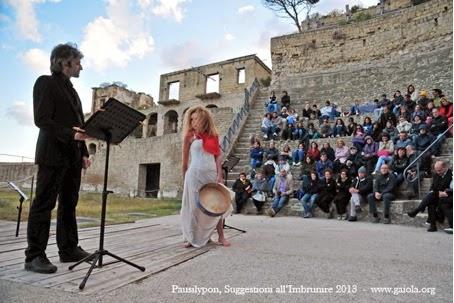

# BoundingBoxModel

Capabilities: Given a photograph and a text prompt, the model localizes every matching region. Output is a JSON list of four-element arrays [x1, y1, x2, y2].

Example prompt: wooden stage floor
[[0, 219, 242, 295]]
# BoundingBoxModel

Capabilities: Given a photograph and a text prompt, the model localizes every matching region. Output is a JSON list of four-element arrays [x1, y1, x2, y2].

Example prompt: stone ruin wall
[[271, 0, 453, 108], [81, 107, 235, 198]]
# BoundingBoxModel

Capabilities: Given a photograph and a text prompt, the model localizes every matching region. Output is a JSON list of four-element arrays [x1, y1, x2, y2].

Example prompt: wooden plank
[[0, 219, 243, 294]]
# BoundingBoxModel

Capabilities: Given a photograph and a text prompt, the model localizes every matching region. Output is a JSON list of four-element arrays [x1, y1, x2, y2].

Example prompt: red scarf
[[196, 133, 221, 156]]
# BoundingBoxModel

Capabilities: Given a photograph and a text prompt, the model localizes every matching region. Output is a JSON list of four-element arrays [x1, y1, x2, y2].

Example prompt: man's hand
[[375, 192, 382, 200], [73, 127, 91, 141], [82, 156, 91, 169], [439, 191, 448, 198]]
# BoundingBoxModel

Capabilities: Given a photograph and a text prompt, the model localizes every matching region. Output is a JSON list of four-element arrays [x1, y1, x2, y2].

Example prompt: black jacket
[[430, 169, 452, 194], [33, 73, 88, 166], [430, 116, 448, 136], [373, 173, 396, 194], [390, 156, 409, 174], [351, 176, 373, 197]]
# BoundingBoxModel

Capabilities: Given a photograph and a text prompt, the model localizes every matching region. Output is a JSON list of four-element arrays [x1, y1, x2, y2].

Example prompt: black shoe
[[355, 205, 362, 214], [427, 225, 438, 232], [348, 216, 357, 222], [407, 209, 418, 218], [25, 256, 57, 274], [59, 246, 92, 263]]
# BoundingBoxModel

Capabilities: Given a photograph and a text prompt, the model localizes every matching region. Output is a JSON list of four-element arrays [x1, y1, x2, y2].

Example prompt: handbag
[[252, 191, 266, 202]]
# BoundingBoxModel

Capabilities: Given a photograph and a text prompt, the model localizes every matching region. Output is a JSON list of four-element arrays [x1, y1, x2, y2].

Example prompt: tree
[[262, 0, 320, 33]]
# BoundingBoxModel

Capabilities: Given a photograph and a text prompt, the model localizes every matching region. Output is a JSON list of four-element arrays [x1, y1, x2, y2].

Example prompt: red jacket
[[439, 103, 453, 118]]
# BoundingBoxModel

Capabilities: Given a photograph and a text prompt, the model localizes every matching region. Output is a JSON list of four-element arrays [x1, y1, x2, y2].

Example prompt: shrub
[[260, 76, 271, 87]]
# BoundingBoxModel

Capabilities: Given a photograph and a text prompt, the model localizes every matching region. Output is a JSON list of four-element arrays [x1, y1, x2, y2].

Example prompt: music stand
[[7, 182, 29, 237], [222, 155, 246, 234], [68, 98, 146, 290]]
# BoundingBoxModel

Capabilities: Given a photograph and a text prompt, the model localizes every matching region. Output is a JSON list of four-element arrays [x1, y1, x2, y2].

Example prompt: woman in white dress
[[181, 106, 231, 248]]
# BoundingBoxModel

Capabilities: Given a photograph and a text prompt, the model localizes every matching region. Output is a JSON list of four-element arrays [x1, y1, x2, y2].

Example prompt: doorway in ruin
[[138, 163, 160, 198], [163, 110, 178, 134]]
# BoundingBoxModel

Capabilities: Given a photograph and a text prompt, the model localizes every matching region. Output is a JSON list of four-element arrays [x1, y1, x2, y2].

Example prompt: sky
[[0, 0, 378, 162]]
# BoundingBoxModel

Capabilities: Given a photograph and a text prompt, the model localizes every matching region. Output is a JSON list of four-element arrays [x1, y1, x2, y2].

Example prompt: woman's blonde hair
[[182, 106, 219, 138]]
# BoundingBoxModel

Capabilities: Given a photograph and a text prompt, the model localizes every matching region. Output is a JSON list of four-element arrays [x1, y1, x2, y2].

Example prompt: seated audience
[[351, 125, 365, 151], [306, 123, 321, 139], [315, 169, 337, 218], [281, 91, 290, 109], [333, 169, 352, 220], [346, 117, 357, 136], [316, 152, 334, 179], [367, 163, 396, 224], [263, 140, 279, 161], [362, 135, 378, 174], [250, 141, 264, 170], [320, 119, 332, 138], [333, 139, 349, 173], [348, 166, 373, 221], [292, 143, 305, 166], [374, 133, 394, 174], [267, 169, 294, 217], [300, 171, 321, 218], [390, 147, 409, 187], [307, 141, 321, 161], [394, 131, 412, 149], [261, 113, 274, 140], [396, 116, 412, 134], [232, 172, 252, 214], [251, 171, 269, 214], [332, 118, 348, 137], [345, 146, 363, 176], [409, 160, 452, 233]]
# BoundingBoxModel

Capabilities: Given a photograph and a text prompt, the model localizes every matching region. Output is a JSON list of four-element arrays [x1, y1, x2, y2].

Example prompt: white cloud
[[224, 33, 235, 41], [6, 102, 34, 127], [152, 0, 188, 22], [72, 78, 93, 114], [238, 5, 255, 15], [80, 0, 155, 72], [21, 48, 49, 74], [160, 41, 209, 70], [6, 0, 41, 42]]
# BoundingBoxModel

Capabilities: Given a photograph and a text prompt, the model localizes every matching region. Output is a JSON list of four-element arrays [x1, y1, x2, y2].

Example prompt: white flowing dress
[[180, 138, 232, 247]]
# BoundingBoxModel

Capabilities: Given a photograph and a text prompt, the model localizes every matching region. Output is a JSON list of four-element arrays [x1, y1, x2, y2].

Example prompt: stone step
[[231, 197, 444, 227]]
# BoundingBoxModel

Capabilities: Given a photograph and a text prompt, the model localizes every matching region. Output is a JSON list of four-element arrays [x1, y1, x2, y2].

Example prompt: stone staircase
[[225, 89, 453, 228]]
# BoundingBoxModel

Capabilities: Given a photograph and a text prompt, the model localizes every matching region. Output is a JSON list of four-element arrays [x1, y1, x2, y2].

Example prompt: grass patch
[[0, 190, 181, 227]]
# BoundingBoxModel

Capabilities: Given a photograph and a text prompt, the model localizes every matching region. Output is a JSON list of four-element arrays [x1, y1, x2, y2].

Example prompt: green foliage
[[352, 11, 372, 22], [260, 76, 271, 87], [350, 5, 362, 14]]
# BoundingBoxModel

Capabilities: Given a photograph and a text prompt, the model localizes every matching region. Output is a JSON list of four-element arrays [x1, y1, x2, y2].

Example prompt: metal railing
[[220, 78, 260, 154], [403, 124, 453, 199]]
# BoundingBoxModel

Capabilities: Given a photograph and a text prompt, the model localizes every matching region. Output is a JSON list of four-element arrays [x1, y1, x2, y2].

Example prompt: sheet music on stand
[[83, 98, 146, 144]]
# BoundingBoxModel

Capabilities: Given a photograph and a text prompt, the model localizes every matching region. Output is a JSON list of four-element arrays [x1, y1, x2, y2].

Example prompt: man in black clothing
[[281, 91, 290, 109], [25, 43, 93, 274], [367, 163, 396, 224], [379, 106, 397, 129], [425, 161, 452, 233], [232, 172, 252, 214], [429, 108, 448, 156], [348, 166, 373, 221]]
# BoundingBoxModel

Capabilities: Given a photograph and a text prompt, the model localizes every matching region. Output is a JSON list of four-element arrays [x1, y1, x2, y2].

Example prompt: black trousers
[[25, 164, 82, 262], [427, 192, 453, 228], [235, 192, 250, 213]]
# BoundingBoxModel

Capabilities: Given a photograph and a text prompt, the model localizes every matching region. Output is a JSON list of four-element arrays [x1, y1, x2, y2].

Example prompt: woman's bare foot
[[218, 237, 231, 247], [183, 242, 192, 248]]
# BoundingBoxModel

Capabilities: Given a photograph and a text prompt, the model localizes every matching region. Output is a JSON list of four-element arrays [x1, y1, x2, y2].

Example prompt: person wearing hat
[[417, 90, 430, 110], [374, 132, 394, 174], [361, 135, 378, 174], [267, 168, 294, 217], [345, 145, 363, 176], [348, 166, 373, 221]]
